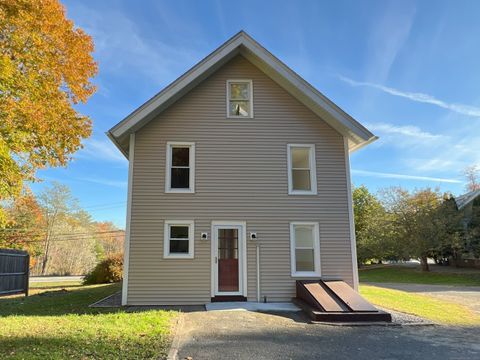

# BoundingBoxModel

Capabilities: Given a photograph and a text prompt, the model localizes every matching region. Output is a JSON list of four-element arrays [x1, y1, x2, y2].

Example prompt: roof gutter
[[349, 135, 379, 154]]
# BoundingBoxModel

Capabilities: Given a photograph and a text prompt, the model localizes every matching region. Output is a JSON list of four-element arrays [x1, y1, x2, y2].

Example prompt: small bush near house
[[83, 253, 123, 284]]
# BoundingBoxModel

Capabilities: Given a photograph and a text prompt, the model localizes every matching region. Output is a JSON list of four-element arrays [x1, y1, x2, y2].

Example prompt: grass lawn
[[359, 266, 480, 286], [0, 283, 177, 360], [360, 284, 480, 326]]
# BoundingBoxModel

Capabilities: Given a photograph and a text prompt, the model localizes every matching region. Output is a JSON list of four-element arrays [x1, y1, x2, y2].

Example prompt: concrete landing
[[205, 301, 301, 312]]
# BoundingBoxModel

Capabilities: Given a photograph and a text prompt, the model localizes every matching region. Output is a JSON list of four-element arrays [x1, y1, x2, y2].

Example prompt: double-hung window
[[166, 142, 195, 193], [290, 222, 320, 277], [164, 220, 194, 259], [227, 80, 253, 118], [287, 144, 317, 195]]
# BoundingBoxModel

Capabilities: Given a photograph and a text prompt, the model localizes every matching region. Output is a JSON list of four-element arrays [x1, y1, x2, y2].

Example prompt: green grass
[[360, 284, 480, 326], [0, 283, 177, 359], [359, 266, 480, 286]]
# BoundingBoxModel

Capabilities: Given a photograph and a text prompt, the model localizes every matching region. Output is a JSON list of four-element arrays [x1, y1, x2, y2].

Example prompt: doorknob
[[215, 256, 218, 264]]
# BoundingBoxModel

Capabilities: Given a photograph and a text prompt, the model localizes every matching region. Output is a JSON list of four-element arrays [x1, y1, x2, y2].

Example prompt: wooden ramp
[[295, 280, 391, 322]]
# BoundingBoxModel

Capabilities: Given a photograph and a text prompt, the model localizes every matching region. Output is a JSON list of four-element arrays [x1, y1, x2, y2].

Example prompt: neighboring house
[[108, 31, 376, 306], [455, 189, 480, 222], [454, 189, 480, 268]]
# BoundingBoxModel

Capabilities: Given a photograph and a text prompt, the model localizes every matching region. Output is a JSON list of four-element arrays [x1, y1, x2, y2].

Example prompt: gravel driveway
[[175, 310, 480, 360]]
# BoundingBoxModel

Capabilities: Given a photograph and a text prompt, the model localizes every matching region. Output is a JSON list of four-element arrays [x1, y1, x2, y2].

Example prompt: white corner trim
[[344, 137, 359, 290], [165, 142, 195, 194], [287, 144, 317, 195], [226, 79, 254, 118], [163, 220, 195, 259], [289, 222, 321, 277], [122, 133, 135, 306]]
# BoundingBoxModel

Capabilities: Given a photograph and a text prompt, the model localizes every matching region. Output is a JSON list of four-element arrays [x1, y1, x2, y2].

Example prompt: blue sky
[[32, 0, 480, 227]]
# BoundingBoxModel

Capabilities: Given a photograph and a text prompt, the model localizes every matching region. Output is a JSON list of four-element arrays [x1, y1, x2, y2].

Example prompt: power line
[[22, 234, 125, 244], [0, 229, 125, 236]]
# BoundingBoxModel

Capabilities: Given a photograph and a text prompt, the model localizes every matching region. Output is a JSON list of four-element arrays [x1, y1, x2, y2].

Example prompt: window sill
[[291, 272, 322, 278], [163, 254, 194, 259], [226, 115, 254, 119], [288, 191, 317, 196], [165, 189, 195, 194]]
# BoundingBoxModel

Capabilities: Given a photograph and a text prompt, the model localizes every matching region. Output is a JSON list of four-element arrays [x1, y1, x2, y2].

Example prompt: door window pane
[[218, 229, 238, 259], [296, 249, 314, 271]]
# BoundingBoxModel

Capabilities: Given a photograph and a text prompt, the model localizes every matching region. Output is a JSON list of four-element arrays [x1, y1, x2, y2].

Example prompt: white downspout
[[256, 242, 260, 302]]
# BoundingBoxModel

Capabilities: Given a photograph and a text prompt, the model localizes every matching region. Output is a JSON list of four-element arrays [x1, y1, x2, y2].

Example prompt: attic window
[[227, 80, 253, 118]]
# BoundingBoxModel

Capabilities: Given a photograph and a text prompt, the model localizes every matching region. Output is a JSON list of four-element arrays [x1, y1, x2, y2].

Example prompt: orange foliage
[[0, 0, 97, 198], [0, 189, 45, 256]]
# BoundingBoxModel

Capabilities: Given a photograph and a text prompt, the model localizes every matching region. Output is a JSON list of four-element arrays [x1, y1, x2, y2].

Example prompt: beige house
[[108, 31, 376, 306]]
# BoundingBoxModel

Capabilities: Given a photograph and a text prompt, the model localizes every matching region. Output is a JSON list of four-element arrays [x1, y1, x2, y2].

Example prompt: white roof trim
[[455, 189, 480, 210], [108, 31, 376, 157]]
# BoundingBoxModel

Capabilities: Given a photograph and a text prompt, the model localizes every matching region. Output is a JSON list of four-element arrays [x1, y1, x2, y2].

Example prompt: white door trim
[[211, 221, 247, 297]]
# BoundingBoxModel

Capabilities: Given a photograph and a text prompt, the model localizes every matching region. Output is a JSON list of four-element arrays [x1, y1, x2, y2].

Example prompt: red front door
[[217, 228, 239, 293]]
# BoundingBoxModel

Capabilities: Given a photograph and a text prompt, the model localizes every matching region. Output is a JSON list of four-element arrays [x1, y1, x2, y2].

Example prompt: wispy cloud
[[77, 176, 127, 189], [77, 138, 127, 164], [68, 3, 202, 86], [340, 75, 480, 117], [366, 2, 416, 83], [366, 122, 444, 140], [352, 169, 462, 184]]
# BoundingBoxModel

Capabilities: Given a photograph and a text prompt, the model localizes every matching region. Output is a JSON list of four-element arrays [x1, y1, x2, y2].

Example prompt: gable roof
[[107, 31, 377, 157], [455, 189, 480, 210]]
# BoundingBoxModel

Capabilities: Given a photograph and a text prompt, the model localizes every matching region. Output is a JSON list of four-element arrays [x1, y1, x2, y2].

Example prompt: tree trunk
[[420, 255, 429, 271], [41, 235, 50, 276]]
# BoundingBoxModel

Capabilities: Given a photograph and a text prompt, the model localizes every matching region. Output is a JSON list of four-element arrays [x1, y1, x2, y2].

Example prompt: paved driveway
[[365, 282, 480, 314], [176, 310, 480, 360]]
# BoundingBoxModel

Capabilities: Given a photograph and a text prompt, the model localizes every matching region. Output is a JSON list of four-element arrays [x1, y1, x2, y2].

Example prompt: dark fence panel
[[0, 249, 30, 296]]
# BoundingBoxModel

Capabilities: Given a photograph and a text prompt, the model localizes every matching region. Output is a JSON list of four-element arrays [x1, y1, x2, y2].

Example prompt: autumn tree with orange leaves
[[0, 190, 45, 267], [0, 0, 97, 208]]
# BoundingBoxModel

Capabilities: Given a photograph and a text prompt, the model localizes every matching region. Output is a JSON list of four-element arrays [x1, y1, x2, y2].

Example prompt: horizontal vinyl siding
[[127, 55, 353, 304]]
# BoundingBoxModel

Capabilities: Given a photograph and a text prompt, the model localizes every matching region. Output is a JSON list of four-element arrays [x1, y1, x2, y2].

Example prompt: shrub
[[83, 253, 123, 284]]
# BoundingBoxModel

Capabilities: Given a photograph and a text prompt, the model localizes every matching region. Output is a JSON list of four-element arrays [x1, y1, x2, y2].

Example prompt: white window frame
[[290, 222, 321, 277], [226, 79, 253, 118], [165, 142, 195, 193], [163, 220, 195, 259], [287, 144, 317, 195]]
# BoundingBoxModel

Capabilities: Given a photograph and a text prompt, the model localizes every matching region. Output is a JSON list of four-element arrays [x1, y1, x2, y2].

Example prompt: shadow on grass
[[0, 283, 122, 317], [30, 284, 85, 290]]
